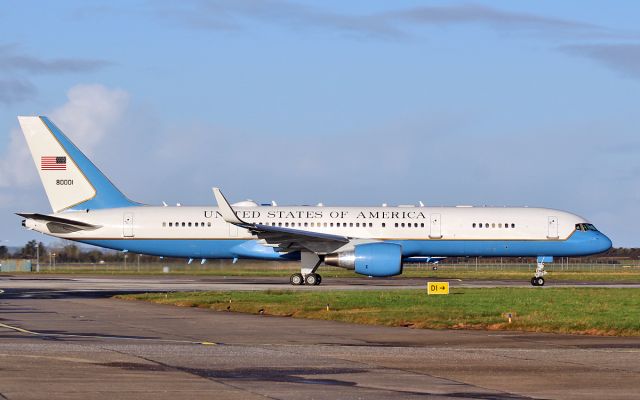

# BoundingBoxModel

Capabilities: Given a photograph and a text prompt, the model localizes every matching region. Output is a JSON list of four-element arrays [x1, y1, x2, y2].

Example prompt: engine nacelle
[[324, 243, 403, 277]]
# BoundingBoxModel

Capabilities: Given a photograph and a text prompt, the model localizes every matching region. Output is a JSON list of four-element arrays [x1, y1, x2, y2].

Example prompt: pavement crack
[[256, 343, 540, 399], [102, 347, 282, 400]]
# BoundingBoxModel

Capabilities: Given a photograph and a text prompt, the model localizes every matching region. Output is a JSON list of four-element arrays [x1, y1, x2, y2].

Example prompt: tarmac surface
[[1, 274, 639, 399]]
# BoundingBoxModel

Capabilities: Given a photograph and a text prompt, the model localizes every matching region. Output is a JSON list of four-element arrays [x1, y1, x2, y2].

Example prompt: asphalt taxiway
[[1, 275, 639, 399]]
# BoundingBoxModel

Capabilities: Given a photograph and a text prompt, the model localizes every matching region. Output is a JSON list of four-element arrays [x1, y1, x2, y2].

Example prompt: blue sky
[[0, 1, 639, 247]]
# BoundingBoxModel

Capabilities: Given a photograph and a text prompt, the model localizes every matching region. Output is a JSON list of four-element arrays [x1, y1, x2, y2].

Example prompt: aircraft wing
[[213, 188, 349, 253]]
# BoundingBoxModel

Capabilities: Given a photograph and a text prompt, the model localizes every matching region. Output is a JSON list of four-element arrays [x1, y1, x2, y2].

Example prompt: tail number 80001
[[56, 179, 73, 185]]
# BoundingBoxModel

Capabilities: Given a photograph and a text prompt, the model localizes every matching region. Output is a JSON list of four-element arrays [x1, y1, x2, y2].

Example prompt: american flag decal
[[41, 156, 67, 170]]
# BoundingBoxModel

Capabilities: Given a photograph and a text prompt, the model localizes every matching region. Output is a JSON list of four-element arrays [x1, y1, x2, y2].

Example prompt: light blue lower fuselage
[[81, 230, 611, 261]]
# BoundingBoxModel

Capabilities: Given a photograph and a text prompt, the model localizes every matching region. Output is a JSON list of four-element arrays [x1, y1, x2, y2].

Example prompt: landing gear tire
[[305, 273, 320, 286], [531, 277, 545, 286], [316, 274, 322, 285], [290, 273, 304, 285]]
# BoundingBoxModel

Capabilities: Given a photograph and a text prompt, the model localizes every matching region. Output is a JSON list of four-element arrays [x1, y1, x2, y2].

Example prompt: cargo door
[[123, 213, 134, 237], [429, 213, 442, 239], [547, 216, 558, 239]]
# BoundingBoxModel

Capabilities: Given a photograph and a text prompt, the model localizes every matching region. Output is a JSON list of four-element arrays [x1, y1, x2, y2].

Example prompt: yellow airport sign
[[427, 281, 449, 295]]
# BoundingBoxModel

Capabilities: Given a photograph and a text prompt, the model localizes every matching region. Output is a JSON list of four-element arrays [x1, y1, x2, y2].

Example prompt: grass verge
[[116, 288, 640, 336]]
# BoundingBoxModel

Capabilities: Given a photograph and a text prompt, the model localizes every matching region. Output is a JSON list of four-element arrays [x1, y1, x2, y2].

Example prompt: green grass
[[117, 288, 640, 336]]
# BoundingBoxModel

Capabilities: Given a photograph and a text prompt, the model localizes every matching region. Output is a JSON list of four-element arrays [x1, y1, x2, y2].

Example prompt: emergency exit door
[[123, 213, 134, 237], [547, 216, 558, 239], [429, 213, 442, 239]]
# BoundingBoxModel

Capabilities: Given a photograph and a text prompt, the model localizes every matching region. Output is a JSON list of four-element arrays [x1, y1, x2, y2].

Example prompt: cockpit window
[[576, 223, 598, 232]]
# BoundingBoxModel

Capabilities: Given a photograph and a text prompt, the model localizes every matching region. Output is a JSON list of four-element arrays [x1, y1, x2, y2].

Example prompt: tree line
[[0, 240, 160, 263]]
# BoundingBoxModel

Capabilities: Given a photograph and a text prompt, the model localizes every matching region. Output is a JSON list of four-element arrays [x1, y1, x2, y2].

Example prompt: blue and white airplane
[[17, 116, 612, 286]]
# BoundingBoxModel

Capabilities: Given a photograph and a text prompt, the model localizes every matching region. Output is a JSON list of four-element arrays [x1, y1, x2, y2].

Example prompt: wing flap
[[212, 188, 349, 253]]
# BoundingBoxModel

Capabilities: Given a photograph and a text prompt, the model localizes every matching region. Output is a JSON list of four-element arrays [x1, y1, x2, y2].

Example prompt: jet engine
[[324, 243, 403, 277]]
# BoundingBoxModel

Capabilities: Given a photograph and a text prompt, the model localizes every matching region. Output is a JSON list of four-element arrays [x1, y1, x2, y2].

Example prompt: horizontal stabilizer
[[17, 213, 101, 230]]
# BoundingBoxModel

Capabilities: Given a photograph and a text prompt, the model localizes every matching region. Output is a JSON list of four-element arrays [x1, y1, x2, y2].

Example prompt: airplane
[[17, 116, 612, 286]]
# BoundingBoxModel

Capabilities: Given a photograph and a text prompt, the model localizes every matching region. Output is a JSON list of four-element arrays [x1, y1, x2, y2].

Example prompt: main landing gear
[[290, 252, 323, 286], [290, 272, 322, 286], [531, 260, 547, 287]]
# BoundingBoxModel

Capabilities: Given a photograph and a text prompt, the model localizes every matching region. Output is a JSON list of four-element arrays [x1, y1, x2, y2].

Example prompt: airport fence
[[0, 259, 32, 272], [408, 257, 640, 273]]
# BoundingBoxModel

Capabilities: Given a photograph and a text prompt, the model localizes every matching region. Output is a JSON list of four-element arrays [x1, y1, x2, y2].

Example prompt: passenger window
[[395, 223, 398, 227], [194, 222, 198, 227], [369, 223, 373, 227], [479, 223, 482, 228], [420, 223, 424, 228], [324, 222, 328, 227], [350, 223, 353, 227], [472, 223, 476, 228], [498, 223, 502, 228], [181, 222, 185, 227], [382, 223, 386, 228], [330, 223, 334, 227], [162, 222, 166, 227], [485, 223, 489, 228], [401, 223, 405, 228], [356, 223, 359, 227], [511, 223, 515, 228], [207, 222, 211, 227], [492, 223, 495, 228]]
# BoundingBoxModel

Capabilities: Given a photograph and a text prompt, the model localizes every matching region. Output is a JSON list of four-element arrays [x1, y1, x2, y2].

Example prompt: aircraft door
[[123, 213, 134, 237], [429, 213, 442, 239], [547, 216, 558, 239]]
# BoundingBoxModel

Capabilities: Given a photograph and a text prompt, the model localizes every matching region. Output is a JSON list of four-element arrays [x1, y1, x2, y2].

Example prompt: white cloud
[[0, 127, 34, 187], [49, 84, 129, 155], [0, 83, 129, 188]]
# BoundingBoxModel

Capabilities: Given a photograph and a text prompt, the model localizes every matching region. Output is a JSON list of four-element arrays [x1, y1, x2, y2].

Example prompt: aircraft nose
[[595, 232, 613, 253]]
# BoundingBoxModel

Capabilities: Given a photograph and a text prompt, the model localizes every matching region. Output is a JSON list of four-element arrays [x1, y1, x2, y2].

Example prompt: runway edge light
[[427, 281, 449, 295]]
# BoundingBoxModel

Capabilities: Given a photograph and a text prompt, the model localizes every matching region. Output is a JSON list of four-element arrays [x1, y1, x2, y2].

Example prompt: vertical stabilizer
[[18, 116, 139, 213]]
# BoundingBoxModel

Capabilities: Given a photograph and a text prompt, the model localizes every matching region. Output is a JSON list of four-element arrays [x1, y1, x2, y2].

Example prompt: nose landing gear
[[531, 259, 548, 286]]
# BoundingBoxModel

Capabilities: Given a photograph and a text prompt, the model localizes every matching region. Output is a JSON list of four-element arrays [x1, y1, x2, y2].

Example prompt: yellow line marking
[[200, 341, 217, 345], [0, 322, 40, 335]]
